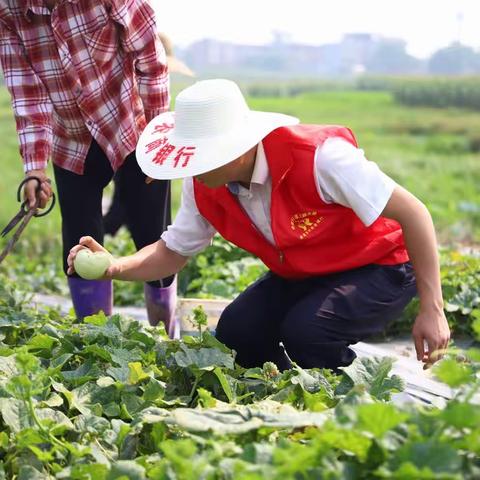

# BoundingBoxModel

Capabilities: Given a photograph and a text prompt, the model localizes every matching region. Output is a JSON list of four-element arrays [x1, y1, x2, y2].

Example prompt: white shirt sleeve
[[161, 177, 217, 256], [314, 137, 396, 227]]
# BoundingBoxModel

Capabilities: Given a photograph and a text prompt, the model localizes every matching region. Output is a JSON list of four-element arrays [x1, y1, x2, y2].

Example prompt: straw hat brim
[[167, 55, 195, 77], [136, 111, 299, 180]]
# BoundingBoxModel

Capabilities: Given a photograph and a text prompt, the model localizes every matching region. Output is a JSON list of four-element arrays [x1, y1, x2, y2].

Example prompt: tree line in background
[[243, 76, 480, 112], [390, 77, 480, 110], [368, 42, 480, 76]]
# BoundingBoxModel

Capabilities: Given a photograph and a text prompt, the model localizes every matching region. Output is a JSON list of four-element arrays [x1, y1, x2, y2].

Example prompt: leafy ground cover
[[0, 280, 480, 479]]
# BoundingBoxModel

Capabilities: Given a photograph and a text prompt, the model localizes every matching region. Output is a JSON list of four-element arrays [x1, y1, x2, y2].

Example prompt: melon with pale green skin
[[73, 248, 113, 280]]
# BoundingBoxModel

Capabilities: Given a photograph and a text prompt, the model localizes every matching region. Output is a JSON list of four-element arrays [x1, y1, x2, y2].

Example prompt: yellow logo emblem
[[291, 211, 324, 239]]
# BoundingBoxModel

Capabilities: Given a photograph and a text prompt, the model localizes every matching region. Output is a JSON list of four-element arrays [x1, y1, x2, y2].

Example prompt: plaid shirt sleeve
[[110, 0, 170, 122], [0, 23, 53, 172]]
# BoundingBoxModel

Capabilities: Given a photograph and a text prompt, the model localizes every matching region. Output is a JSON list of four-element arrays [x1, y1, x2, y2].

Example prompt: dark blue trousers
[[216, 262, 417, 370]]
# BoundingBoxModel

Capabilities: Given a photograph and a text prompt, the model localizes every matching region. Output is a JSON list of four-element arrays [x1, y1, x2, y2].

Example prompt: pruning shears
[[0, 177, 56, 265]]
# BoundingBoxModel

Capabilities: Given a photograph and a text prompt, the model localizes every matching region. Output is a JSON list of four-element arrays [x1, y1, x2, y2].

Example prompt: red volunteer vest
[[194, 125, 408, 278]]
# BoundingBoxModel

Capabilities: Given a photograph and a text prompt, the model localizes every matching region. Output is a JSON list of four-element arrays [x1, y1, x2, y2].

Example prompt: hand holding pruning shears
[[0, 176, 56, 264], [23, 169, 53, 209]]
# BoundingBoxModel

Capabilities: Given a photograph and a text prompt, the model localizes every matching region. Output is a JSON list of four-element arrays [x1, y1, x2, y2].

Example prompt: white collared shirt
[[161, 137, 396, 257]]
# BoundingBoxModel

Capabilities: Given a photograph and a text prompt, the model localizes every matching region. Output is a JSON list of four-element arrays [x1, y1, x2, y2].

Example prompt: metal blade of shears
[[1, 209, 26, 237], [0, 209, 35, 264]]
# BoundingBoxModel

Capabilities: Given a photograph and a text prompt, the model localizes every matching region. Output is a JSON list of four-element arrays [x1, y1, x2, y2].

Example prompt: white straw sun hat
[[136, 79, 299, 180]]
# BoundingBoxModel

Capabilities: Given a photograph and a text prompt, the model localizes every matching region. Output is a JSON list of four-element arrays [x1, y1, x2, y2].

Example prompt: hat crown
[[173, 79, 249, 140]]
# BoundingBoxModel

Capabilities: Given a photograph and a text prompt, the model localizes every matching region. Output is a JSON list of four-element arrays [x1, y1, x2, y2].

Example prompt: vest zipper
[[249, 222, 284, 264], [270, 168, 290, 266]]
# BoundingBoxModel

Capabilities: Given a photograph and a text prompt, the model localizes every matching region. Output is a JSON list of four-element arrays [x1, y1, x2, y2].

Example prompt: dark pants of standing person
[[216, 262, 417, 371], [53, 139, 174, 288], [103, 175, 127, 237]]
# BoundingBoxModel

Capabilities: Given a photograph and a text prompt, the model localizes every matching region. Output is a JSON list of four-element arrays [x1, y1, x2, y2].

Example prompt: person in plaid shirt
[[104, 31, 194, 237], [0, 0, 178, 335]]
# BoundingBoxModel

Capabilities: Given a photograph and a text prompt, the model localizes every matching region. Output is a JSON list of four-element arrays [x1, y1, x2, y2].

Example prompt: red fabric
[[0, 0, 169, 174], [194, 125, 409, 278]]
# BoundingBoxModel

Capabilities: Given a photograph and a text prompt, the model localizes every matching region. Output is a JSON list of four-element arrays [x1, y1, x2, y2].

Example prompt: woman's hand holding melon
[[67, 236, 117, 280]]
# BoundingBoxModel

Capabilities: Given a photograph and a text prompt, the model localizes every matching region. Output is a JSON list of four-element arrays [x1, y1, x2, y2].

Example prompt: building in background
[[179, 33, 479, 78]]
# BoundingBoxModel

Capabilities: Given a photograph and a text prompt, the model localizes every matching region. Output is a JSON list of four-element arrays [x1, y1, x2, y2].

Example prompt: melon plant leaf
[[391, 441, 463, 475], [433, 358, 473, 387], [336, 357, 404, 400], [441, 400, 480, 429], [356, 403, 409, 437], [174, 345, 235, 370], [107, 460, 146, 480], [0, 398, 32, 432]]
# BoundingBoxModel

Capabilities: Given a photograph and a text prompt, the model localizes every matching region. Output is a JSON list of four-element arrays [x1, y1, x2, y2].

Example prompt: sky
[[152, 0, 479, 59]]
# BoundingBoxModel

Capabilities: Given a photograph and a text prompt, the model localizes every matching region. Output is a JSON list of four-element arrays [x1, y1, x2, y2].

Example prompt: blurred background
[[0, 0, 479, 317], [156, 0, 479, 79]]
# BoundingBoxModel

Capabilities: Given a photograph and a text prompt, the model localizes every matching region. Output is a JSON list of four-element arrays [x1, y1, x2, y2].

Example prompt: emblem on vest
[[290, 211, 324, 239]]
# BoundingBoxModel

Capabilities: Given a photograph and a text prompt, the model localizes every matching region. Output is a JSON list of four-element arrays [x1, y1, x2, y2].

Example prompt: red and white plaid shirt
[[0, 0, 169, 174]]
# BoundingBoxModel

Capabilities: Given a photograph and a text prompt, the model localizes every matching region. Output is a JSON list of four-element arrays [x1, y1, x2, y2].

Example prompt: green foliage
[[392, 77, 480, 110], [178, 235, 267, 298], [242, 79, 354, 97], [368, 249, 480, 338], [439, 250, 480, 337], [188, 305, 208, 337], [355, 75, 397, 91], [0, 282, 478, 478]]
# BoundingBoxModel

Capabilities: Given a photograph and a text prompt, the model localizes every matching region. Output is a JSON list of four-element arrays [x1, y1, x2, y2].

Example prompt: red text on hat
[[154, 122, 174, 134]]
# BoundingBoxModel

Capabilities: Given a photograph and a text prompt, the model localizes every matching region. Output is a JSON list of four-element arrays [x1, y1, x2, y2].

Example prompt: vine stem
[[27, 396, 68, 451]]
